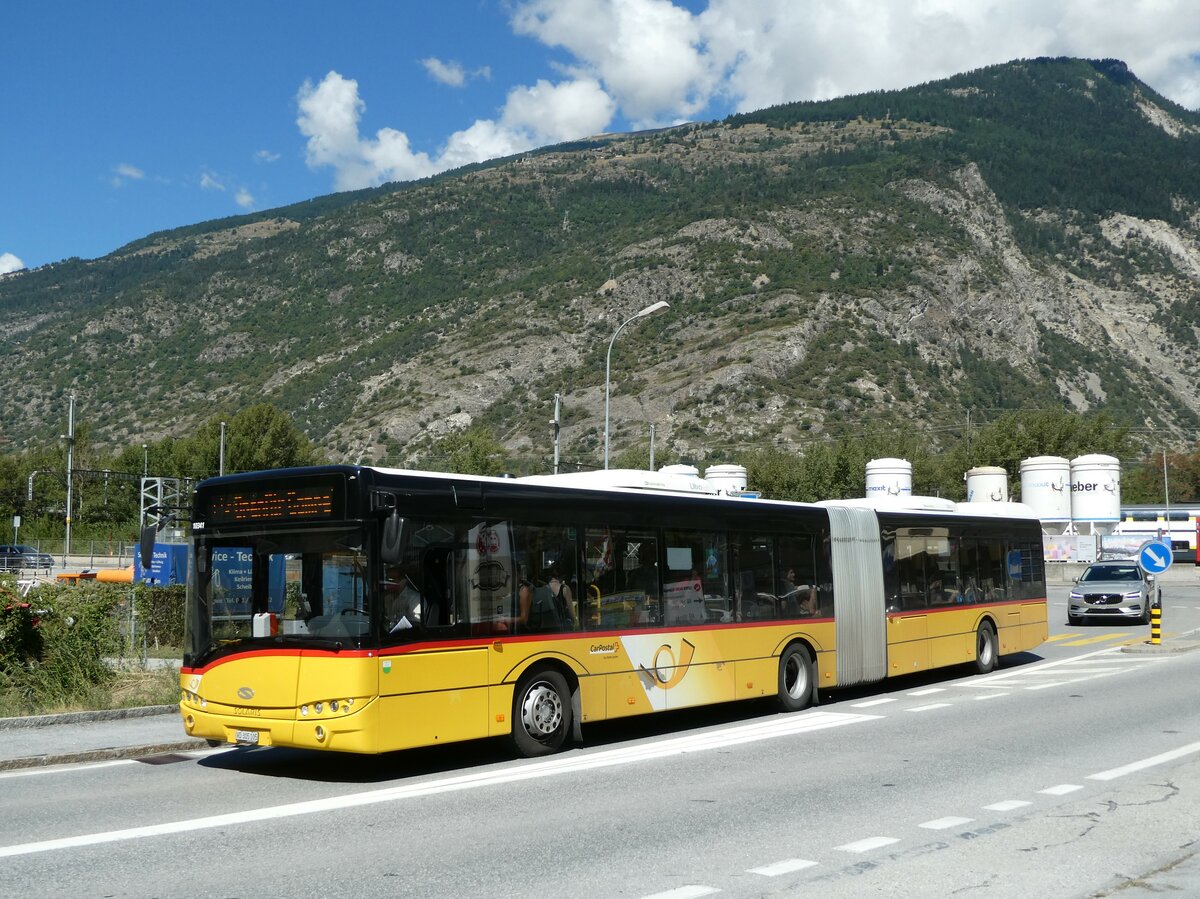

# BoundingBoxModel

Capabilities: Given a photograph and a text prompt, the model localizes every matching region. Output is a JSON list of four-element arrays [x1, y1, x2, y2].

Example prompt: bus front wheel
[[777, 644, 814, 712], [974, 622, 997, 674], [510, 669, 572, 757]]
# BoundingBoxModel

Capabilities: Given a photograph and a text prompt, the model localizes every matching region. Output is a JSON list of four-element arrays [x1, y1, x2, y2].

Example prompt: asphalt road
[[2, 583, 1199, 898]]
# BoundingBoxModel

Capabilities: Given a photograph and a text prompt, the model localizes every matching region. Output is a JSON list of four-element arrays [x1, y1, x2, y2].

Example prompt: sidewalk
[[0, 706, 207, 771]]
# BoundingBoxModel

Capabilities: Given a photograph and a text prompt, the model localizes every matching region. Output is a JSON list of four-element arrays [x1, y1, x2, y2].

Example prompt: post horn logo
[[237, 686, 255, 700], [637, 638, 696, 690]]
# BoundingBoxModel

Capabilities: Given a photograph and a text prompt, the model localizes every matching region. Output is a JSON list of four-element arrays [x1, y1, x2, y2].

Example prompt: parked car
[[0, 544, 54, 572], [1068, 560, 1153, 626]]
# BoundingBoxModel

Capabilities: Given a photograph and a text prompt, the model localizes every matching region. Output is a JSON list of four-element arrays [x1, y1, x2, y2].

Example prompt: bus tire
[[777, 643, 814, 712], [974, 621, 997, 674], [510, 669, 572, 757]]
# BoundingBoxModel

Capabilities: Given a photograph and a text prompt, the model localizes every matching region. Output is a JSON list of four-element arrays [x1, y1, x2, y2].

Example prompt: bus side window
[[585, 528, 659, 628]]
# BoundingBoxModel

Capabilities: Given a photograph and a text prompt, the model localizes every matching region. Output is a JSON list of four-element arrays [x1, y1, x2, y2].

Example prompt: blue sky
[[3, 0, 1198, 273]]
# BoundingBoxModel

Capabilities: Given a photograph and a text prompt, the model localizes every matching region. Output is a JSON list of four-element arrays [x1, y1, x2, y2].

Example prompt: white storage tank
[[965, 466, 1009, 503], [865, 458, 912, 499], [659, 464, 701, 479], [1070, 454, 1121, 535], [1019, 456, 1071, 533], [704, 463, 748, 495]]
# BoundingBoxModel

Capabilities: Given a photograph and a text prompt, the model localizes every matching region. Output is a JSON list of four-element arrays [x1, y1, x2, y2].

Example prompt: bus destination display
[[205, 485, 337, 523]]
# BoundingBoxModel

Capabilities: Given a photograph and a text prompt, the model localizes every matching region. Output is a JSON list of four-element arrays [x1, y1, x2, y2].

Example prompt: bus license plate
[[234, 730, 260, 745]]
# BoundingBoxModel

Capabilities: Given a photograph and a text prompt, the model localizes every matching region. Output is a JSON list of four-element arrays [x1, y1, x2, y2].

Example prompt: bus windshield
[[185, 526, 368, 666]]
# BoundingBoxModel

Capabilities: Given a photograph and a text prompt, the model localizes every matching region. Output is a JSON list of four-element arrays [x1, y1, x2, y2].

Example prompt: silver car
[[1068, 560, 1153, 626]]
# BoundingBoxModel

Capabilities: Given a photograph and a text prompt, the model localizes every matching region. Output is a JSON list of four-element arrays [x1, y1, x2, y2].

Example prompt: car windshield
[[1081, 565, 1142, 583], [185, 525, 368, 666]]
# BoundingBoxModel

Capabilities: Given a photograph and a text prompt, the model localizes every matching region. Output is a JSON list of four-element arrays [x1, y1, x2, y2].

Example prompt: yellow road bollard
[[1150, 591, 1161, 645]]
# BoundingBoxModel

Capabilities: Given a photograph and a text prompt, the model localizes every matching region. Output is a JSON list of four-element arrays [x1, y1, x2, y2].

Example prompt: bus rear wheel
[[510, 669, 571, 757], [974, 622, 997, 674], [777, 644, 814, 712]]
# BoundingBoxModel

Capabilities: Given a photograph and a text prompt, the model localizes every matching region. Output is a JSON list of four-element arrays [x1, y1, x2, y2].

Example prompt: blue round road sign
[[1138, 540, 1173, 574]]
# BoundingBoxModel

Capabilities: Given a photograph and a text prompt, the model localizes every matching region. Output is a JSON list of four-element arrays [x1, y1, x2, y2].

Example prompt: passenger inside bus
[[780, 567, 818, 617], [515, 567, 575, 633]]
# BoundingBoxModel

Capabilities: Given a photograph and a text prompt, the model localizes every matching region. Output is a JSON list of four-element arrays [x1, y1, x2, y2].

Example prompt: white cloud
[[0, 252, 25, 274], [298, 70, 613, 190], [422, 57, 492, 88], [255, 149, 281, 163], [513, 0, 713, 126], [235, 188, 255, 209], [510, 0, 1200, 121], [110, 162, 145, 187], [423, 57, 467, 87], [297, 71, 439, 190], [200, 171, 225, 191]]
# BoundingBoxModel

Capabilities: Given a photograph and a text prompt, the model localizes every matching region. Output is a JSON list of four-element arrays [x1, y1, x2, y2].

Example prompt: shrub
[[0, 578, 43, 672]]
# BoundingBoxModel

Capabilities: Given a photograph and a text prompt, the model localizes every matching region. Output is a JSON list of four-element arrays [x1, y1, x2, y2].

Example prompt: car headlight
[[1069, 591, 1083, 600], [1124, 591, 1143, 600]]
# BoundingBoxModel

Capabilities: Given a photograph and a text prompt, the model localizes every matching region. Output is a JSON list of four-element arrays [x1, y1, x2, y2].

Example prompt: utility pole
[[219, 421, 226, 476], [550, 394, 561, 475], [649, 425, 656, 470], [1163, 448, 1171, 540], [64, 395, 75, 560]]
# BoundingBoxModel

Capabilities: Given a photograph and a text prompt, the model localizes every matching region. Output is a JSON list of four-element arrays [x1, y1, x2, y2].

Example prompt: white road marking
[[835, 836, 899, 853], [1026, 681, 1069, 690], [919, 816, 973, 830], [0, 759, 134, 780], [906, 703, 952, 712], [973, 693, 1008, 700], [851, 698, 897, 708], [1088, 741, 1200, 781], [1039, 784, 1083, 796], [748, 858, 818, 876], [907, 688, 946, 696], [983, 800, 1031, 811], [977, 645, 1131, 682], [0, 710, 879, 859], [641, 887, 720, 899]]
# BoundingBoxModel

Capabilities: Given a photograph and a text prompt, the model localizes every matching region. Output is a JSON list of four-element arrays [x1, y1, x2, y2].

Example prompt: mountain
[[3, 56, 1200, 474]]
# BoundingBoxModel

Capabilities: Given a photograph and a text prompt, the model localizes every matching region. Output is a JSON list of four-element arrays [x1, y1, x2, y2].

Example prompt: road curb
[[0, 705, 177, 731], [0, 739, 210, 772], [1120, 640, 1200, 655]]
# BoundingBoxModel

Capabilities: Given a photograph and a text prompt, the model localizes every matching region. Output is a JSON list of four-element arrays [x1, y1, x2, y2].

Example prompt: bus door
[[378, 520, 489, 751], [887, 529, 950, 674]]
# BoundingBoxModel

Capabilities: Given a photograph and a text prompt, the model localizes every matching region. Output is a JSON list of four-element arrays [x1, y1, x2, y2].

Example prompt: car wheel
[[1067, 615, 1080, 627]]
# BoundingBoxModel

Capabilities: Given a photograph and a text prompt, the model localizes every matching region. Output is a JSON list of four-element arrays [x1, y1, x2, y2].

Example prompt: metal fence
[[9, 539, 135, 571]]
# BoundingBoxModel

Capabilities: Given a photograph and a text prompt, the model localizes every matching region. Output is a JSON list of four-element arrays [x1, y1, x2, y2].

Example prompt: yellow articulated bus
[[179, 465, 1047, 757]]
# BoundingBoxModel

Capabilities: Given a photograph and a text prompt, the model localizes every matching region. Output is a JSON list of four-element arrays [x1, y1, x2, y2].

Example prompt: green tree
[[170, 404, 320, 479], [418, 427, 510, 476]]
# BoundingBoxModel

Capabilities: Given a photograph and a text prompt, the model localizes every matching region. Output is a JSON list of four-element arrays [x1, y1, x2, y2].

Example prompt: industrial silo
[[1019, 456, 1071, 534], [965, 466, 1009, 503], [865, 458, 912, 500], [704, 464, 748, 495], [1070, 454, 1121, 535]]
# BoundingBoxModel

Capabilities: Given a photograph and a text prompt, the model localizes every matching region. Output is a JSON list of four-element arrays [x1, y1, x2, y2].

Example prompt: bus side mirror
[[139, 525, 157, 569], [381, 511, 405, 565]]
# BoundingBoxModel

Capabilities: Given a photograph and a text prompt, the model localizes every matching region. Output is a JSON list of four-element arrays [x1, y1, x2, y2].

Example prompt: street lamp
[[142, 444, 148, 479], [604, 300, 669, 469]]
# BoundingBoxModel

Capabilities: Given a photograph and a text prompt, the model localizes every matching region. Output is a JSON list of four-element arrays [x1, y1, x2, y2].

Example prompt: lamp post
[[142, 444, 148, 479], [604, 300, 669, 469]]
